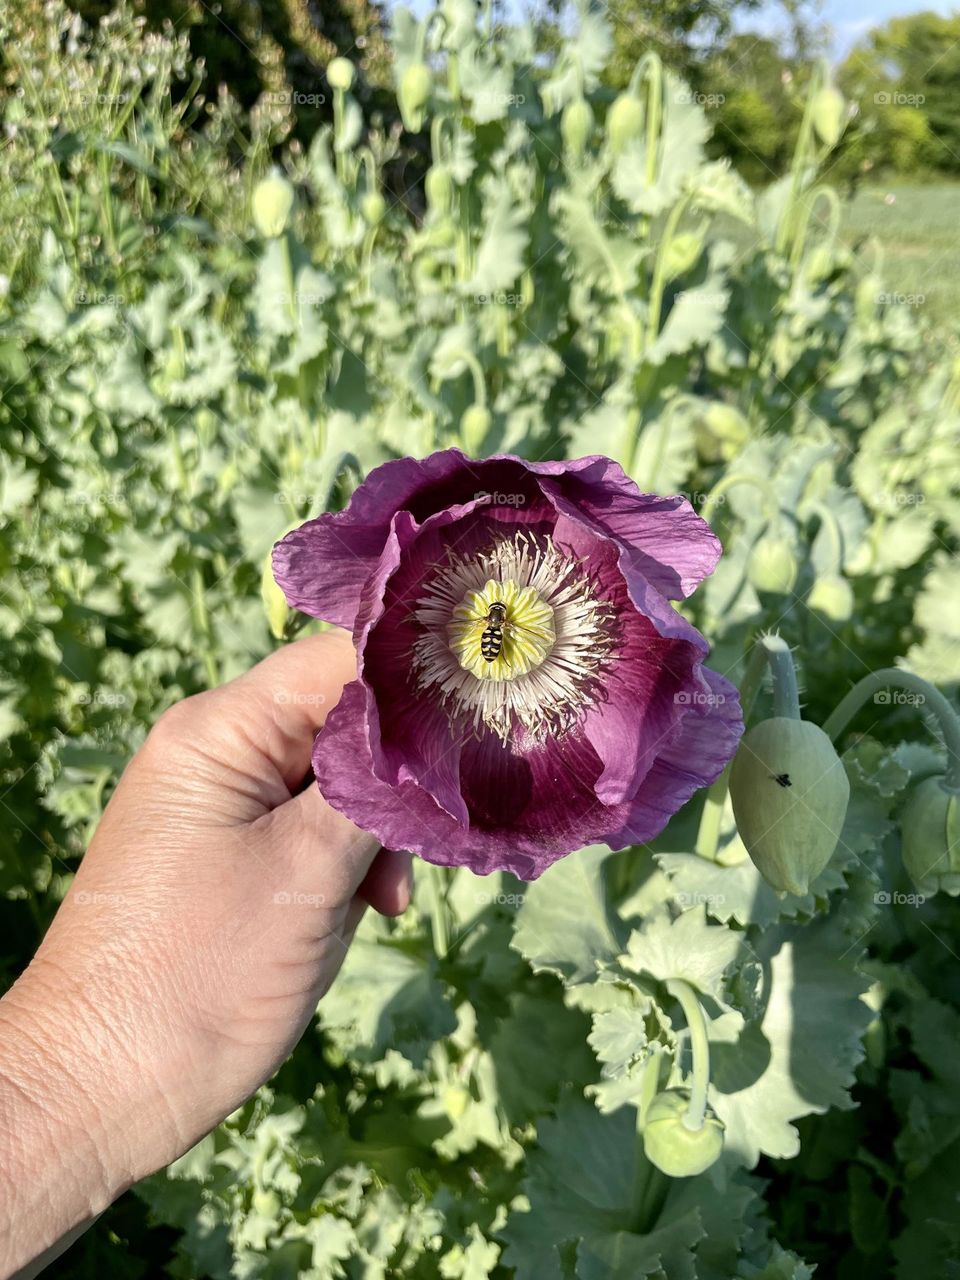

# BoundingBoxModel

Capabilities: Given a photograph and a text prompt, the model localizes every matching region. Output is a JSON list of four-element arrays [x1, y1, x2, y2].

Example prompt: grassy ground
[[715, 180, 960, 332], [842, 181, 960, 330]]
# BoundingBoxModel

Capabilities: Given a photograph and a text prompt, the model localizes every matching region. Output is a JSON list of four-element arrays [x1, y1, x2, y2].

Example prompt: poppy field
[[2, 2, 960, 1276]]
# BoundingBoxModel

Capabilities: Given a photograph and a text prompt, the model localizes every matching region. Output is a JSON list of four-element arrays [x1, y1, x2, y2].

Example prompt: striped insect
[[480, 601, 508, 662]]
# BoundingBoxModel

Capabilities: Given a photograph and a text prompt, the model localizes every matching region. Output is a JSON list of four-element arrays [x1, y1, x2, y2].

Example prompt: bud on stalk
[[730, 717, 850, 896]]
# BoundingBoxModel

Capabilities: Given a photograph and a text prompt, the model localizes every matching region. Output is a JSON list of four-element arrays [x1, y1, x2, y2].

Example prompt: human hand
[[0, 631, 410, 1274]]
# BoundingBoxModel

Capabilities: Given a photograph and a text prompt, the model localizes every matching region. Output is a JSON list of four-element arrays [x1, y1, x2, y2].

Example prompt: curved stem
[[440, 347, 486, 406], [763, 632, 801, 720], [665, 979, 709, 1130], [790, 183, 841, 271], [804, 499, 845, 572], [646, 193, 690, 344], [700, 471, 780, 527], [823, 670, 960, 793], [694, 638, 769, 861]]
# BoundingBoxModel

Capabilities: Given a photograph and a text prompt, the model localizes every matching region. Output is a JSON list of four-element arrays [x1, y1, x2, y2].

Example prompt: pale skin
[[0, 632, 412, 1278]]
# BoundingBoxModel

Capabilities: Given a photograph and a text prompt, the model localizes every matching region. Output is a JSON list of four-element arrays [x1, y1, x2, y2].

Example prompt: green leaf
[[511, 846, 629, 986], [709, 918, 872, 1167]]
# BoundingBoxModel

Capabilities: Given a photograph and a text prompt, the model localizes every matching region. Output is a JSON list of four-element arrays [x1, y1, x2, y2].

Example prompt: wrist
[[0, 956, 185, 1273]]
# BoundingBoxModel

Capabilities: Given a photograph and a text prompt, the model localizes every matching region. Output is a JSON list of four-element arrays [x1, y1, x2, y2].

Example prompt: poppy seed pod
[[643, 1090, 725, 1177], [901, 776, 960, 897], [810, 85, 846, 147], [460, 405, 491, 454], [730, 717, 850, 896], [606, 92, 643, 154], [748, 538, 798, 595], [399, 62, 432, 131], [561, 98, 593, 160], [251, 171, 294, 239], [425, 165, 454, 217], [327, 57, 355, 92]]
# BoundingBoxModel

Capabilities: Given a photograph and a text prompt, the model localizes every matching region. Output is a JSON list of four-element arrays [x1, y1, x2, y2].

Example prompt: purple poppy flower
[[273, 450, 742, 880]]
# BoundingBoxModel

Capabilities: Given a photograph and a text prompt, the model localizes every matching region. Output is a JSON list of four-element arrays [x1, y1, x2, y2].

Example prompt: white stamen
[[412, 533, 615, 742]]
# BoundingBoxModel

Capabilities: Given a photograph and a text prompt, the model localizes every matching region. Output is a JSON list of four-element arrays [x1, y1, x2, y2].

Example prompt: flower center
[[448, 578, 556, 682], [412, 533, 615, 742]]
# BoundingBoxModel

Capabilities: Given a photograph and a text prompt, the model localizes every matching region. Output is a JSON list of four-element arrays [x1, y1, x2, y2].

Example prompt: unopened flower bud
[[561, 97, 593, 160], [730, 717, 850, 896], [643, 1090, 725, 1177], [606, 92, 643, 154], [399, 62, 432, 132], [252, 171, 294, 239], [901, 776, 960, 896], [748, 538, 798, 595], [327, 57, 355, 92]]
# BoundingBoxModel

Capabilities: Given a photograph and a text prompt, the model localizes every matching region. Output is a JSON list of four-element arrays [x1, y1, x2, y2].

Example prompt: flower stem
[[823, 669, 960, 793], [426, 863, 450, 957], [700, 472, 780, 527], [763, 633, 801, 720], [694, 634, 782, 861], [665, 979, 710, 1130], [632, 1045, 665, 1230]]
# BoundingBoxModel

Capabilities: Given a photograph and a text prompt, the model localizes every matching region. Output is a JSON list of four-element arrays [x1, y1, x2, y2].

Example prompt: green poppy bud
[[662, 231, 704, 281], [901, 776, 960, 897], [261, 550, 290, 640], [443, 1084, 470, 1120], [327, 57, 355, 92], [606, 92, 643, 154], [460, 404, 491, 454], [810, 85, 846, 148], [425, 165, 454, 217], [561, 97, 593, 160], [361, 191, 386, 224], [807, 573, 854, 622], [252, 171, 294, 239], [748, 538, 798, 595], [730, 717, 850, 896], [252, 1189, 281, 1218], [643, 1090, 725, 1178], [399, 62, 432, 132]]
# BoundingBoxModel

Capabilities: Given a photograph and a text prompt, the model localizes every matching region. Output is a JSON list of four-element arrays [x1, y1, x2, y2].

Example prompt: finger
[[358, 849, 413, 917], [258, 781, 381, 906]]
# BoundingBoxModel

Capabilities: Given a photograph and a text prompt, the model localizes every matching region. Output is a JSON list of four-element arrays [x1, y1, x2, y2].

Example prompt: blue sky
[[391, 0, 957, 58], [738, 0, 955, 55]]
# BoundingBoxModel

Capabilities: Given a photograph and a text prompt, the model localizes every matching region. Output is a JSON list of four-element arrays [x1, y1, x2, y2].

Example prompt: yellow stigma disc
[[448, 578, 556, 681]]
